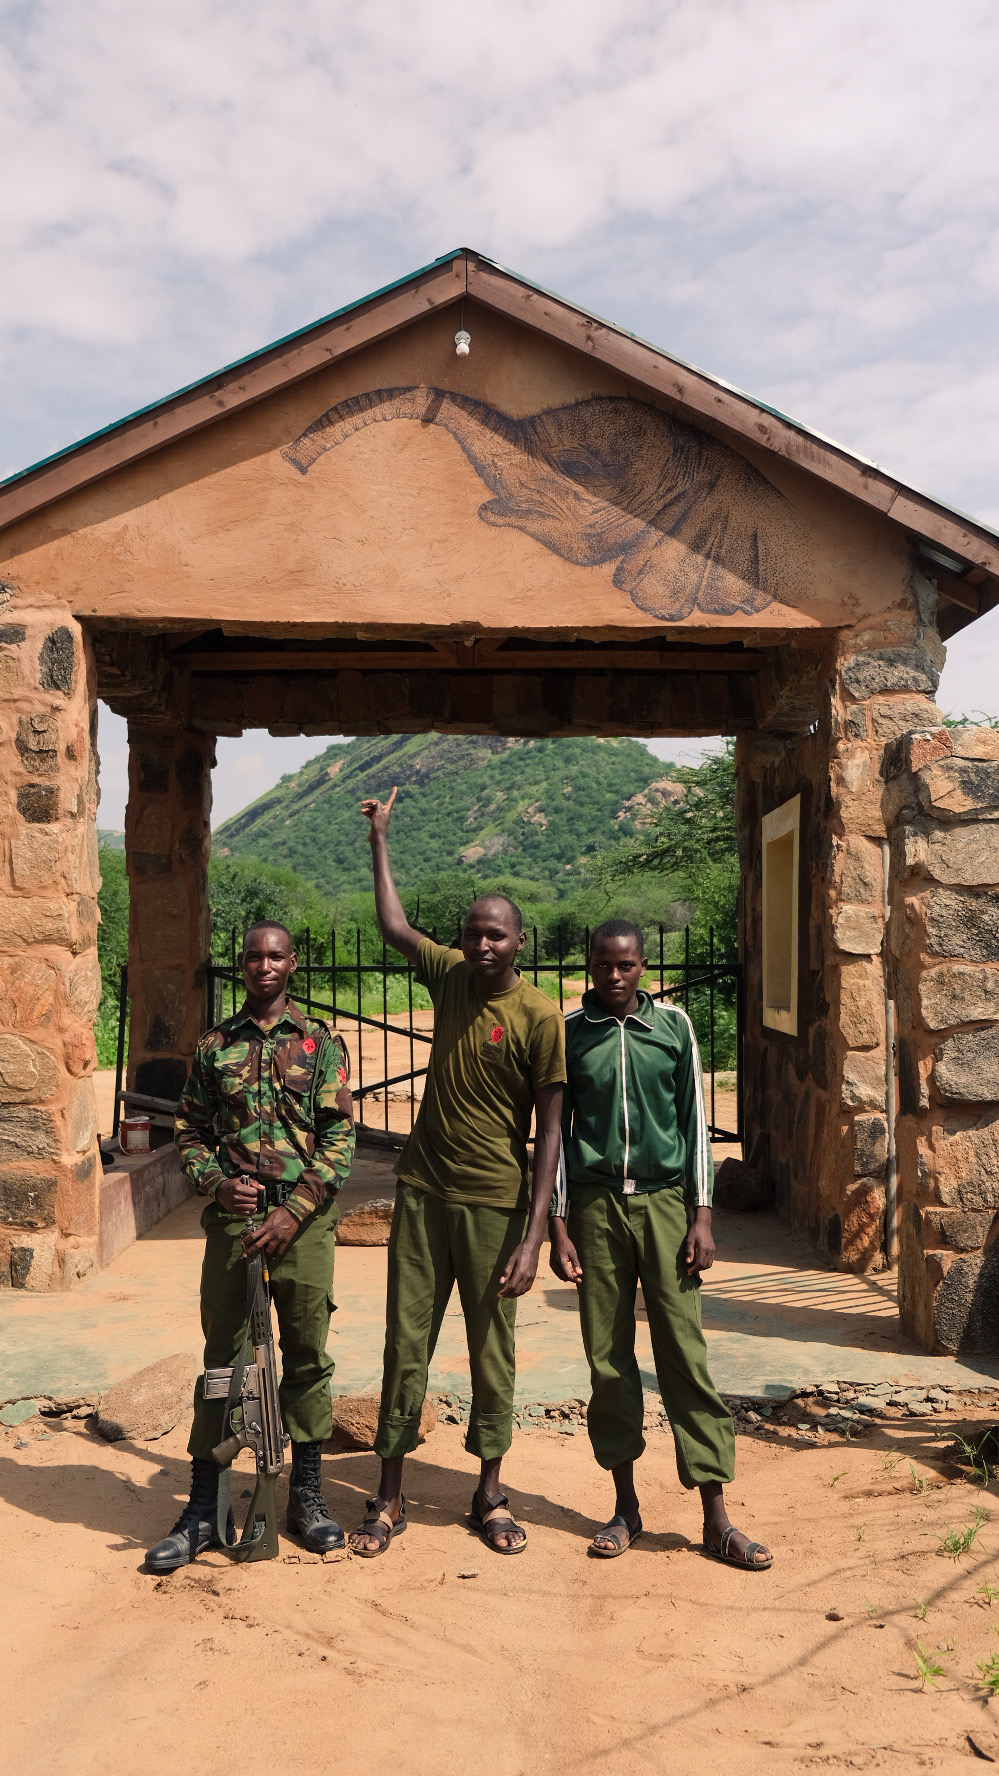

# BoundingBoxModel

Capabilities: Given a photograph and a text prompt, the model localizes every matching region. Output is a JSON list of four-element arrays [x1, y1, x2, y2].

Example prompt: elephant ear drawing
[[282, 385, 793, 623], [612, 450, 787, 620]]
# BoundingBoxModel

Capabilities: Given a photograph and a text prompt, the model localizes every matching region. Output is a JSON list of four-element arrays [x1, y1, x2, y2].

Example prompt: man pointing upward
[[351, 787, 565, 1557]]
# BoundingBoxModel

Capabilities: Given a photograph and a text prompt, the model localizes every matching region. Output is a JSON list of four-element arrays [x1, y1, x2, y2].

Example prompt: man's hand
[[243, 1206, 298, 1262], [498, 1236, 543, 1299], [216, 1176, 262, 1216], [685, 1207, 715, 1274], [548, 1219, 583, 1283], [361, 785, 397, 846]]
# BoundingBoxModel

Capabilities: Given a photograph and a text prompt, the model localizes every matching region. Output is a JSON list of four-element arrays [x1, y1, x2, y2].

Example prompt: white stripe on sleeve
[[552, 1137, 568, 1219], [673, 1008, 710, 1207]]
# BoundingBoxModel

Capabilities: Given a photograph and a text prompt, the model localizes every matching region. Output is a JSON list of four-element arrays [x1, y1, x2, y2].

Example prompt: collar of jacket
[[227, 998, 309, 1037], [579, 987, 656, 1029]]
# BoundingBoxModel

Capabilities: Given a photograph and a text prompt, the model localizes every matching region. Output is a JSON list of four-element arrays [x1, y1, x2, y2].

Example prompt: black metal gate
[[204, 924, 744, 1146]]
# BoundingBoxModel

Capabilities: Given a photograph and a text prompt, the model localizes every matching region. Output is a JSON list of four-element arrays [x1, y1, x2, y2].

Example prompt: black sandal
[[702, 1524, 771, 1570], [589, 1514, 643, 1558], [349, 1496, 407, 1558], [468, 1491, 527, 1556]]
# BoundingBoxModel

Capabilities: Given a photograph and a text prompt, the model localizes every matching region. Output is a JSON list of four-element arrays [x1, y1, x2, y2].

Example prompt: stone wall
[[125, 723, 214, 1112], [0, 600, 103, 1290], [737, 571, 944, 1274], [884, 723, 999, 1353]]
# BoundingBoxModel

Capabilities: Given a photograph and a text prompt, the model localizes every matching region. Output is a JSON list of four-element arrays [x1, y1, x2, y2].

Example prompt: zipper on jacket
[[619, 1022, 634, 1193]]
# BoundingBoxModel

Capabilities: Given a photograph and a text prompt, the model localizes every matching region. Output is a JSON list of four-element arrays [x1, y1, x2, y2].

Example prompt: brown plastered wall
[[125, 723, 214, 1116], [884, 724, 999, 1353], [0, 595, 103, 1290], [0, 303, 911, 639], [738, 567, 945, 1272]]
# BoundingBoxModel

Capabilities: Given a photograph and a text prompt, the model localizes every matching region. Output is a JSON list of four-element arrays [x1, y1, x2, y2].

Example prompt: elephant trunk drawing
[[282, 385, 794, 622]]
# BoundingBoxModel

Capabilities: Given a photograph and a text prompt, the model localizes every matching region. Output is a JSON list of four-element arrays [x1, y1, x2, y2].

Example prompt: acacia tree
[[595, 741, 738, 957]]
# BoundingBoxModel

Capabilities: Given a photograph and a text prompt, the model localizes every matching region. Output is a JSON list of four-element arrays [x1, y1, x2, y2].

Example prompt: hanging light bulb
[[454, 329, 471, 357]]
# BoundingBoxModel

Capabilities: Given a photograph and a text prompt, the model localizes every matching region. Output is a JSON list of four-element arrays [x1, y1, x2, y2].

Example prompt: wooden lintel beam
[[178, 647, 765, 674]]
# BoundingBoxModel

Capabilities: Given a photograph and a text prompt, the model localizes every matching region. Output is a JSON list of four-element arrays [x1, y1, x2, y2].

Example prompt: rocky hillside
[[213, 733, 675, 898]]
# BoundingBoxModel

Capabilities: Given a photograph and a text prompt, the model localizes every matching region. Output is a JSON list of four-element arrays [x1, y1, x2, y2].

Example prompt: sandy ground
[[5, 1409, 999, 1774]]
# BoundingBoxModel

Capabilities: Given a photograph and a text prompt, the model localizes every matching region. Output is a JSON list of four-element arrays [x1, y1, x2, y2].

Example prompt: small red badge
[[490, 1026, 503, 1044], [302, 1038, 316, 1053], [338, 1066, 347, 1084]]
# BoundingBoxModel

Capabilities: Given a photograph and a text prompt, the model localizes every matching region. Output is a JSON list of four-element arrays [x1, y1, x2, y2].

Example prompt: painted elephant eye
[[555, 448, 614, 484]]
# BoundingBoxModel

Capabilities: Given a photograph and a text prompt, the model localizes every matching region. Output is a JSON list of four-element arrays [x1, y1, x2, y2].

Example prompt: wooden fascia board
[[0, 257, 467, 534], [467, 259, 999, 581]]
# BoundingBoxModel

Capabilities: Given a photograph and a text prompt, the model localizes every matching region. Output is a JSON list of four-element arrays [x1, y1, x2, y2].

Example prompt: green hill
[[213, 733, 671, 899]]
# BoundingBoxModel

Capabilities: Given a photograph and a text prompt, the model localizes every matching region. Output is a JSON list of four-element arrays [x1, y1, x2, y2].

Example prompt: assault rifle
[[205, 1183, 285, 1561]]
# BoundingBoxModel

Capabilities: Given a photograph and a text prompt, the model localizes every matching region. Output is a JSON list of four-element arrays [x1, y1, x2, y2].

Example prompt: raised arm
[[360, 786, 422, 962]]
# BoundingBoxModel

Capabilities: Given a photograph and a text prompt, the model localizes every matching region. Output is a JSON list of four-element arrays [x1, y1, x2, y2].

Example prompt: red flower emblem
[[490, 1026, 503, 1044], [338, 1067, 347, 1084], [302, 1038, 316, 1053]]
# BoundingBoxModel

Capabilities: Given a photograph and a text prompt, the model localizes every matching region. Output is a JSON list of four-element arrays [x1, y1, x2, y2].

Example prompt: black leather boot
[[145, 1458, 234, 1574], [287, 1440, 345, 1553]]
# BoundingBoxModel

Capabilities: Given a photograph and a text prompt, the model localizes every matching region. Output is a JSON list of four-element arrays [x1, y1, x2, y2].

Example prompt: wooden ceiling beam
[[176, 646, 766, 674]]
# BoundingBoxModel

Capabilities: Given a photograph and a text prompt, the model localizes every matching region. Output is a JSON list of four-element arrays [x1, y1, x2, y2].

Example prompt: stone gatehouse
[[0, 248, 997, 1353]]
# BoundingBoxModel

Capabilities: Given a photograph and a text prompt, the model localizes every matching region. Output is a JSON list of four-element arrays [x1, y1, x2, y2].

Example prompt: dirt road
[[4, 1409, 998, 1773]]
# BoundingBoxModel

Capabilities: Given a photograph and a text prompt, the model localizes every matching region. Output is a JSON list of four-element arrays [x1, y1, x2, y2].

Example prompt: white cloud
[[8, 0, 999, 749], [1, 0, 998, 523]]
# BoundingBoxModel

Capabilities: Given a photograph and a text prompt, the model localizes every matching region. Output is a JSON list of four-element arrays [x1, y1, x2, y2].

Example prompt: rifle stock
[[210, 1185, 285, 1562]]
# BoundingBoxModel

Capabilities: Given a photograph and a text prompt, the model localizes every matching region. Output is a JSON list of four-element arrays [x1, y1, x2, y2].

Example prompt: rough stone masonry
[[885, 721, 999, 1353], [0, 602, 103, 1291], [736, 570, 945, 1285]]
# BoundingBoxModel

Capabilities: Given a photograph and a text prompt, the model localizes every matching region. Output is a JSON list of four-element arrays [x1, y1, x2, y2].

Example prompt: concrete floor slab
[[3, 1148, 997, 1407]]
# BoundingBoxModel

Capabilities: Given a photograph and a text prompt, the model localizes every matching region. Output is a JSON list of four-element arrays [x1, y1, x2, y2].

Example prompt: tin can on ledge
[[119, 1116, 151, 1154]]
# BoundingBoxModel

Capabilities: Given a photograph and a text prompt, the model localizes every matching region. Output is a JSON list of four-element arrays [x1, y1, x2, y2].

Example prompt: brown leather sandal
[[589, 1514, 643, 1558], [349, 1496, 407, 1558], [468, 1490, 527, 1555]]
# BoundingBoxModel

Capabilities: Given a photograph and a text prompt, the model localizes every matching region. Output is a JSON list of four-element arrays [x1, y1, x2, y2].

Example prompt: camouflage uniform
[[175, 1000, 355, 1459]]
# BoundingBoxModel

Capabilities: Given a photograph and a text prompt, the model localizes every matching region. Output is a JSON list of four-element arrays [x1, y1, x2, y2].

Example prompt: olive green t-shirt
[[395, 940, 567, 1209]]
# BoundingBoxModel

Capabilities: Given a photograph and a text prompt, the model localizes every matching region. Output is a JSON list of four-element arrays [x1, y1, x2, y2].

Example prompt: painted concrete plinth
[[98, 1145, 195, 1268]]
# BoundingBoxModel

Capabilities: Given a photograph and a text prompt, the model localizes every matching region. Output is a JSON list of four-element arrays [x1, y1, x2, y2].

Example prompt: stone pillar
[[125, 724, 214, 1113], [737, 569, 945, 1273], [0, 602, 102, 1291], [884, 723, 999, 1352]]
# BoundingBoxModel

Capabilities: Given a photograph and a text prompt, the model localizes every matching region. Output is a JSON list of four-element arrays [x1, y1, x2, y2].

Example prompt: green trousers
[[569, 1182, 734, 1488], [376, 1181, 528, 1462], [188, 1195, 339, 1460]]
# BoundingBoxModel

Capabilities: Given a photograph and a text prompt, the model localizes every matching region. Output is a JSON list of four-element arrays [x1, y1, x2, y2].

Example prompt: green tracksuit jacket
[[555, 988, 712, 1213]]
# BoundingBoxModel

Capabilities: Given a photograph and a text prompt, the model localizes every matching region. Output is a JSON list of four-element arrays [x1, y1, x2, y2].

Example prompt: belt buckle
[[622, 1178, 636, 1196]]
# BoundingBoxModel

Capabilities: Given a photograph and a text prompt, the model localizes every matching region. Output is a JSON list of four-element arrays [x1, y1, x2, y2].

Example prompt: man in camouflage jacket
[[146, 919, 355, 1573]]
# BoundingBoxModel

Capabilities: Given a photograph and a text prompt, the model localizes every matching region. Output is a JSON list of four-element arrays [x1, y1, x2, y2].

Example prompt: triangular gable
[[0, 247, 994, 624]]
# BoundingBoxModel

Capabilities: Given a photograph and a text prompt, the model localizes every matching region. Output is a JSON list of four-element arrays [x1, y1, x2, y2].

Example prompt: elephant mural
[[282, 386, 795, 622]]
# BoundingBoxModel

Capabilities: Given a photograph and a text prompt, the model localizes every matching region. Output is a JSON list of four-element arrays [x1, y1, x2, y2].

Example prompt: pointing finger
[[385, 785, 398, 812]]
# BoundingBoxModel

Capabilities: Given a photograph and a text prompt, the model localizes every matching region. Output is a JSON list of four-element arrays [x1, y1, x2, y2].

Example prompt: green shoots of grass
[[882, 1449, 905, 1474], [909, 1462, 929, 1497], [951, 1429, 992, 1486], [977, 1631, 999, 1697], [913, 1600, 930, 1621], [976, 1577, 999, 1608], [912, 1641, 951, 1690], [829, 1471, 846, 1487], [937, 1507, 990, 1561]]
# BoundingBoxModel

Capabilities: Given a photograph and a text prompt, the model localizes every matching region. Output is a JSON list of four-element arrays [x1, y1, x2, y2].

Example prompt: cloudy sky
[[3, 0, 998, 826]]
